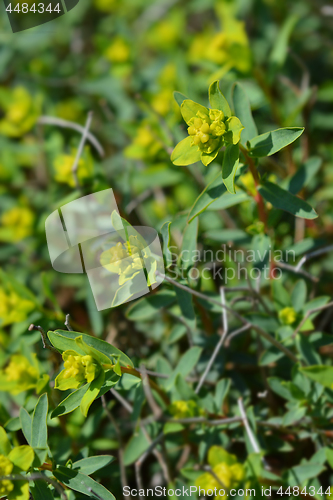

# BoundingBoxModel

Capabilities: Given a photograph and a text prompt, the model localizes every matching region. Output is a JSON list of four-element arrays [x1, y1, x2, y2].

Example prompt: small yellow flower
[[195, 446, 245, 499], [169, 400, 204, 419], [0, 454, 14, 498], [0, 354, 39, 394], [0, 288, 35, 327], [0, 206, 34, 242], [125, 123, 162, 160], [100, 236, 145, 286], [279, 307, 297, 325], [0, 87, 42, 138], [53, 148, 93, 187], [55, 350, 101, 391], [105, 37, 130, 64], [187, 109, 226, 154]]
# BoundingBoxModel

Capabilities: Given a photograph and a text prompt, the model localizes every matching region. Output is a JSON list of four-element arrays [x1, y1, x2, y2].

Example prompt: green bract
[[48, 330, 133, 416], [171, 81, 244, 167]]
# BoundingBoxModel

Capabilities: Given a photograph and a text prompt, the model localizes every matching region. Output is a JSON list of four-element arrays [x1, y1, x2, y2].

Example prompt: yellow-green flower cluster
[[169, 399, 205, 419], [195, 446, 245, 500], [56, 351, 101, 391], [0, 87, 41, 138], [125, 123, 163, 161], [0, 287, 35, 327], [0, 354, 40, 394], [0, 206, 34, 243], [278, 307, 297, 325], [0, 427, 34, 500], [53, 148, 93, 187], [187, 109, 226, 154], [100, 235, 145, 286], [0, 454, 14, 498]]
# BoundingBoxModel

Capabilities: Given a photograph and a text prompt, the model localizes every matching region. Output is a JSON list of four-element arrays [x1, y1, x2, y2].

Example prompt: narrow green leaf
[[247, 127, 304, 157], [160, 221, 173, 268], [181, 218, 198, 270], [209, 81, 231, 117], [19, 408, 32, 446], [171, 136, 201, 166], [222, 144, 240, 194], [31, 393, 48, 452], [80, 370, 105, 417], [30, 478, 54, 500], [258, 181, 317, 219], [188, 173, 227, 222], [270, 15, 298, 69], [232, 83, 258, 144], [0, 427, 11, 456], [54, 465, 115, 500], [72, 455, 114, 475], [285, 156, 322, 195], [174, 286, 196, 331], [51, 384, 90, 418]]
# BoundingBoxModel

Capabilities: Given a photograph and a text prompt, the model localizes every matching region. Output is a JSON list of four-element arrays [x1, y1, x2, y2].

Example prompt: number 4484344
[[6, 3, 61, 13], [277, 486, 331, 496]]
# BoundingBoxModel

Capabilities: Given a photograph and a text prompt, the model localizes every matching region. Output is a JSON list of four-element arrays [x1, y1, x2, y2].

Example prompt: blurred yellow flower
[[100, 237, 145, 286], [0, 454, 14, 498], [169, 400, 205, 419], [105, 37, 131, 64], [55, 99, 83, 122], [53, 148, 93, 187], [125, 123, 163, 160], [94, 0, 117, 13], [195, 446, 245, 499], [279, 307, 297, 325], [0, 87, 42, 138], [0, 206, 34, 242], [0, 354, 39, 394]]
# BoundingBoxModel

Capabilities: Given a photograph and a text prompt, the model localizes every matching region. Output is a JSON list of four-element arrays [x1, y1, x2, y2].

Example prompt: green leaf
[[300, 365, 333, 389], [181, 217, 198, 270], [290, 462, 326, 485], [123, 428, 150, 465], [160, 221, 173, 268], [80, 370, 105, 417], [31, 393, 48, 466], [208, 446, 237, 467], [222, 144, 240, 194], [171, 136, 201, 166], [54, 465, 115, 500], [208, 192, 251, 211], [51, 384, 90, 418], [247, 127, 304, 157], [258, 181, 317, 219], [225, 116, 244, 145], [181, 99, 209, 125], [291, 280, 307, 312], [174, 286, 196, 331], [48, 330, 133, 367], [188, 172, 227, 222], [166, 346, 202, 390], [270, 15, 299, 70], [8, 445, 34, 471], [201, 148, 220, 166], [214, 379, 231, 412], [209, 81, 231, 117], [0, 426, 11, 455], [126, 290, 176, 321], [285, 156, 322, 195], [326, 448, 333, 469], [174, 91, 189, 107], [19, 408, 32, 446], [30, 478, 54, 500], [72, 455, 114, 475], [232, 83, 258, 144]]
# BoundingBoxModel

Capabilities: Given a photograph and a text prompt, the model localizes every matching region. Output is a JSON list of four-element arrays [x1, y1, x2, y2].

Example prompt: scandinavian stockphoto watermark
[[3, 0, 80, 33], [45, 188, 165, 311], [168, 245, 296, 283]]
